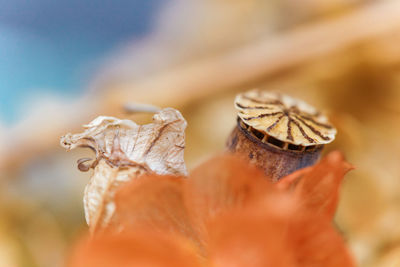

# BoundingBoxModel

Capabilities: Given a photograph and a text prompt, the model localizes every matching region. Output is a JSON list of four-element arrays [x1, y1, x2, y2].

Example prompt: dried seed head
[[235, 90, 336, 149], [228, 90, 337, 181]]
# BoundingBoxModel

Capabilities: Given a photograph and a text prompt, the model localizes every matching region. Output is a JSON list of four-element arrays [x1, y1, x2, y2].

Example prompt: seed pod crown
[[235, 90, 336, 150]]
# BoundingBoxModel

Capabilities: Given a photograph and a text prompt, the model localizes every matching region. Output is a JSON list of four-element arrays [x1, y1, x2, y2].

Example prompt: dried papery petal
[[83, 161, 146, 231], [60, 108, 187, 175], [292, 151, 354, 218], [60, 108, 188, 232], [77, 158, 93, 172], [69, 231, 202, 267]]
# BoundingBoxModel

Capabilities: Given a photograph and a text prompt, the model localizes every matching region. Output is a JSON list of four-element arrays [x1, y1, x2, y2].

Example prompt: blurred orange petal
[[208, 194, 297, 267], [79, 152, 355, 266], [185, 154, 272, 242], [292, 151, 353, 218], [276, 166, 312, 190], [186, 154, 271, 220], [287, 209, 355, 267], [69, 231, 202, 267], [113, 175, 201, 249], [208, 191, 355, 267]]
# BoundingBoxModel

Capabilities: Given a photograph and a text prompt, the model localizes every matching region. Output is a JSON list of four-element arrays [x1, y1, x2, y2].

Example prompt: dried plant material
[[60, 108, 187, 231], [70, 152, 354, 267], [82, 161, 140, 231], [61, 108, 187, 174], [226, 121, 322, 181], [235, 90, 336, 146], [228, 90, 337, 180]]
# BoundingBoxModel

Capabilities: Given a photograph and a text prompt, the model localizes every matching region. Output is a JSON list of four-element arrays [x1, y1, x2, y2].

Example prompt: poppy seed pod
[[226, 90, 336, 181]]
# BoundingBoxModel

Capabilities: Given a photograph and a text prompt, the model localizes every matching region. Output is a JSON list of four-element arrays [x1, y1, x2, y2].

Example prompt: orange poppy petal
[[69, 153, 355, 266], [208, 193, 297, 267], [208, 193, 355, 267], [276, 166, 312, 191], [185, 154, 272, 237], [287, 209, 355, 267], [68, 231, 202, 267], [293, 151, 353, 218], [113, 175, 202, 250]]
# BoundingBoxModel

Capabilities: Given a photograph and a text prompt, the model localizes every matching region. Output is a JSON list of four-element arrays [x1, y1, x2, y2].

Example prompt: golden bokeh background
[[1, 1, 400, 266]]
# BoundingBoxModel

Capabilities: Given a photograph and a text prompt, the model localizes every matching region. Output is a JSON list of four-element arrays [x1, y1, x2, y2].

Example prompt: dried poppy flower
[[60, 108, 187, 232], [227, 90, 337, 181], [68, 152, 355, 267]]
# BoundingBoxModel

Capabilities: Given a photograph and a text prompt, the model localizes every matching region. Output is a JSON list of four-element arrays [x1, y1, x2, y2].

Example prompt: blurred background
[[1, 0, 400, 266]]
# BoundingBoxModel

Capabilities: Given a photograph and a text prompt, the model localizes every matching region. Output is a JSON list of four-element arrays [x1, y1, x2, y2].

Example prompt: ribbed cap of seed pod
[[227, 90, 337, 181], [234, 90, 336, 151]]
